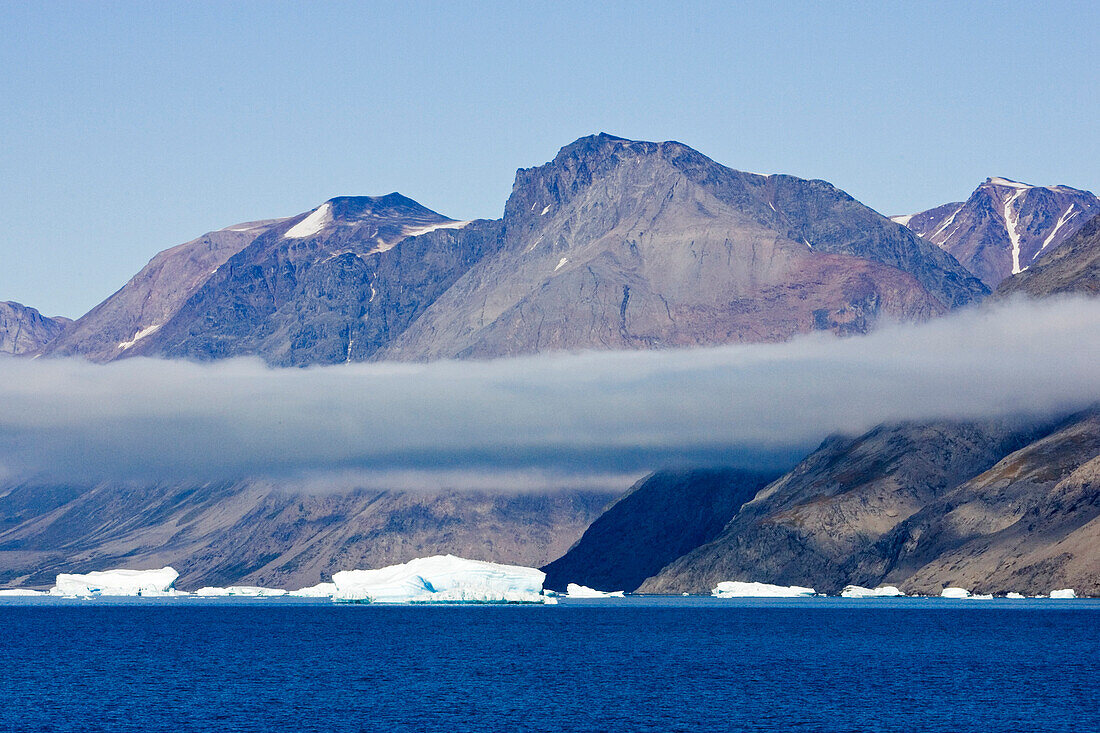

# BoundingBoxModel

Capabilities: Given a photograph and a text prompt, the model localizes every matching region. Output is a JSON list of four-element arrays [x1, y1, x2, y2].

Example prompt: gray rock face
[[0, 301, 70, 356], [381, 134, 984, 360], [995, 213, 1100, 299], [52, 134, 988, 365], [42, 218, 286, 361], [540, 468, 779, 592], [0, 481, 615, 590], [636, 418, 1058, 595], [895, 178, 1099, 289], [864, 412, 1100, 595]]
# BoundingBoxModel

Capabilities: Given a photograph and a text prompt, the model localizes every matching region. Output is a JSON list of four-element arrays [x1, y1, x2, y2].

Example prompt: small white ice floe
[[331, 555, 547, 604], [0, 588, 44, 596], [1005, 592, 1026, 599], [712, 581, 816, 598], [288, 582, 337, 598], [1049, 589, 1077, 599], [50, 567, 180, 597], [566, 583, 625, 598], [840, 585, 905, 598], [193, 586, 288, 597]]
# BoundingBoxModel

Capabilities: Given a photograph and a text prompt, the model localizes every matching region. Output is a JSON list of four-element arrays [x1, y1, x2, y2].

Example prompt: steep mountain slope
[[995, 213, 1100, 299], [863, 412, 1100, 595], [381, 134, 985, 360], [0, 481, 615, 590], [541, 468, 779, 592], [42, 218, 286, 361], [0, 301, 70, 355], [637, 418, 1053, 595], [124, 195, 496, 366], [894, 178, 1099, 288]]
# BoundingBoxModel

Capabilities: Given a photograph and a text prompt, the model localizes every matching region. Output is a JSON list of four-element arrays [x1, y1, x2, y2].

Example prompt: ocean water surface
[[1, 597, 1097, 732]]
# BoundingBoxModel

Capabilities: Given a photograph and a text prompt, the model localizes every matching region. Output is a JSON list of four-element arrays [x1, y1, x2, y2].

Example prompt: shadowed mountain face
[[380, 134, 984, 360], [0, 481, 615, 590], [540, 468, 779, 592], [636, 419, 1051, 595], [0, 301, 70, 356], [895, 178, 1099, 289], [49, 134, 986, 365], [995, 214, 1100, 299]]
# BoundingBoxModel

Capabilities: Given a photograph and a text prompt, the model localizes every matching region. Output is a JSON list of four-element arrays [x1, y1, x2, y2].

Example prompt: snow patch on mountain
[[118, 324, 162, 350], [284, 202, 333, 239]]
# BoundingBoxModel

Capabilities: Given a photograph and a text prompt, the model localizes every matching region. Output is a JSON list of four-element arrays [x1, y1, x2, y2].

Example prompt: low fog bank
[[1, 296, 1097, 488]]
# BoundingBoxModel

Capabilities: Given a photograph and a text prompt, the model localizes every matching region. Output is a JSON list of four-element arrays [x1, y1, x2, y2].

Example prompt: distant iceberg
[[840, 585, 905, 598], [940, 587, 971, 599], [50, 567, 180, 597], [566, 583, 625, 598], [712, 581, 816, 598], [289, 582, 338, 598], [1005, 592, 1026, 599], [1049, 588, 1077, 599], [193, 586, 288, 597], [332, 555, 547, 603], [0, 588, 44, 597]]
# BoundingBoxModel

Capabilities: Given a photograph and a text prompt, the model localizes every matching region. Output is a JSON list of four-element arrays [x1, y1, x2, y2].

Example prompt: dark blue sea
[[1, 597, 1097, 732]]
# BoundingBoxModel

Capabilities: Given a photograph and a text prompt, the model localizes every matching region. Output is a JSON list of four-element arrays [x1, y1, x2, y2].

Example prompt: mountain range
[[2, 133, 1098, 594], [35, 133, 989, 365]]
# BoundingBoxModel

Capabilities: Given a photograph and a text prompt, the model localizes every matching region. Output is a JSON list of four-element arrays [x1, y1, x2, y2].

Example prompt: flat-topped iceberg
[[332, 555, 546, 603], [712, 581, 816, 598], [50, 567, 180, 597], [193, 586, 288, 597], [289, 582, 337, 598], [840, 585, 905, 598], [0, 588, 44, 596], [566, 583, 625, 598], [1049, 589, 1077, 599]]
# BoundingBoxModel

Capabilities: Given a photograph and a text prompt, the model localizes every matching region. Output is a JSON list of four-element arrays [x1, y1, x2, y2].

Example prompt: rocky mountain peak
[[896, 178, 1100, 287]]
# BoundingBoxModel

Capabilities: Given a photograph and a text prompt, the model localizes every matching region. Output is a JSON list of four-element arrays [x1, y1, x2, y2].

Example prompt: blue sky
[[2, 1, 1097, 317]]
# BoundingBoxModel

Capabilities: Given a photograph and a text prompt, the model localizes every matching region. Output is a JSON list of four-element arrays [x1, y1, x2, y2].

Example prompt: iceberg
[[566, 583, 625, 598], [289, 582, 338, 598], [712, 581, 816, 598], [940, 587, 971, 599], [1005, 592, 1026, 599], [331, 555, 546, 603], [1049, 588, 1077, 599], [193, 586, 288, 597], [840, 585, 905, 598], [0, 588, 44, 596], [50, 567, 179, 597]]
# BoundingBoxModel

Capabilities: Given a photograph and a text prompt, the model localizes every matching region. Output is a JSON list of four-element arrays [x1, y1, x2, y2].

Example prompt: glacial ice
[[1049, 589, 1077, 599], [193, 586, 288, 597], [940, 587, 971, 599], [289, 582, 338, 597], [712, 581, 816, 598], [566, 583, 625, 598], [331, 555, 547, 603], [840, 585, 905, 598], [0, 588, 44, 596], [1006, 592, 1026, 599], [50, 567, 180, 597]]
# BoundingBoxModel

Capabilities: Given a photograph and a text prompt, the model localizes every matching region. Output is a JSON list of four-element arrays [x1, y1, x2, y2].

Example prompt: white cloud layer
[[0, 296, 1097, 487]]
